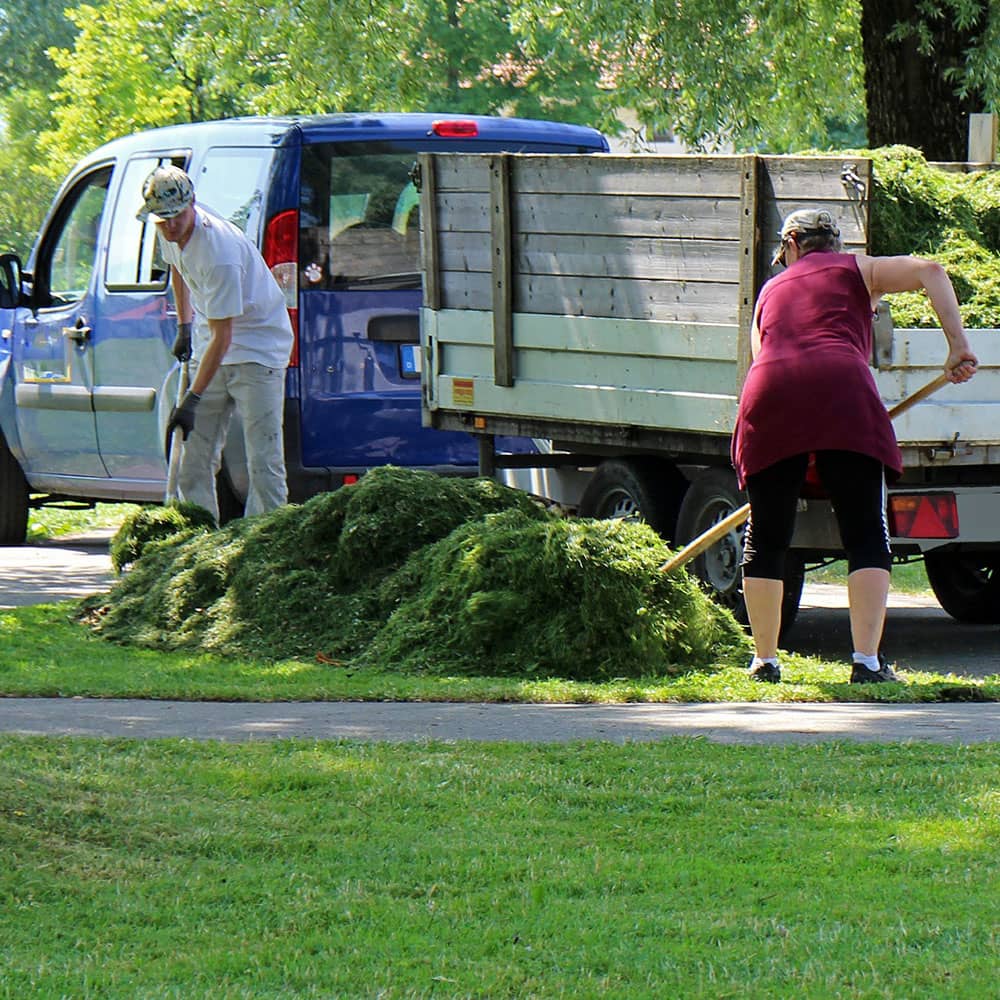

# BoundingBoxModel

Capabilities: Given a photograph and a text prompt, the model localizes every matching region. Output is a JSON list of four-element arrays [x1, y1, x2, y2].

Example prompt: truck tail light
[[263, 209, 299, 367], [431, 120, 479, 138], [888, 492, 959, 539]]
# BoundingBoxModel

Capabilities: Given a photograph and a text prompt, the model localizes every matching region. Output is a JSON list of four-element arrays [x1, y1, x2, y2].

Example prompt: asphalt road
[[790, 582, 1000, 680], [0, 533, 996, 745]]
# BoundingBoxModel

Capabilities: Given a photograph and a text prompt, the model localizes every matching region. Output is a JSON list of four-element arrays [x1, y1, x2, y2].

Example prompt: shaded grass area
[[26, 500, 141, 542], [87, 467, 751, 682], [810, 558, 931, 593], [2, 737, 997, 999], [3, 603, 996, 704]]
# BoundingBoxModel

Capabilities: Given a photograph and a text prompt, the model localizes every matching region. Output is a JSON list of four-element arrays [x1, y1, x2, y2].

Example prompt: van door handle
[[63, 319, 92, 344]]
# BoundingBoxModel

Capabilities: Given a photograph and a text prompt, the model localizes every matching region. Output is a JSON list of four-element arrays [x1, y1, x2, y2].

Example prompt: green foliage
[[0, 0, 80, 255], [41, 1, 265, 178], [864, 145, 1000, 327], [516, 0, 866, 151], [0, 139, 54, 259], [0, 0, 78, 91], [38, 0, 616, 175], [91, 467, 751, 679]]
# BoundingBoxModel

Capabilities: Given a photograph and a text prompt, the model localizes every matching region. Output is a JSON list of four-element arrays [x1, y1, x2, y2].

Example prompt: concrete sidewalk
[[0, 697, 997, 744]]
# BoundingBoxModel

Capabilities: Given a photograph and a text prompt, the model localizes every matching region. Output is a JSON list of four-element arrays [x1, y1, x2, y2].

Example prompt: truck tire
[[674, 467, 803, 640], [0, 432, 29, 546], [923, 550, 1000, 624], [577, 457, 687, 541]]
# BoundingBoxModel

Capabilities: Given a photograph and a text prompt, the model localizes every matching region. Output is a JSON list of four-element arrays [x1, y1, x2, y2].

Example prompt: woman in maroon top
[[733, 208, 978, 684]]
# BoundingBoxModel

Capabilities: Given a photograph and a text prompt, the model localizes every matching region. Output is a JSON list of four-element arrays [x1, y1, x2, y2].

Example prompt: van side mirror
[[0, 253, 23, 309]]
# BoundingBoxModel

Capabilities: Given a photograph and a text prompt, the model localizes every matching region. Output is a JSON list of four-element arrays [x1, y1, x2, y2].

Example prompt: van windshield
[[300, 143, 422, 291]]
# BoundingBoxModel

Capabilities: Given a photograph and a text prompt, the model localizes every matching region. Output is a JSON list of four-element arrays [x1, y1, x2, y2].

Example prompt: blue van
[[0, 114, 608, 542]]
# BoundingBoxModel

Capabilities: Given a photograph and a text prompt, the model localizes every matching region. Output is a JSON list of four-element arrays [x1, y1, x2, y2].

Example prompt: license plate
[[399, 343, 421, 377]]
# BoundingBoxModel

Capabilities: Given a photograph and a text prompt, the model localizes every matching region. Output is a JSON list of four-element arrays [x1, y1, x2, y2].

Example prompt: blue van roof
[[77, 112, 609, 167]]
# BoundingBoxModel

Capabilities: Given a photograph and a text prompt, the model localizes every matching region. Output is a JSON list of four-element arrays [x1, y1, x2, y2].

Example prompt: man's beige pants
[[178, 361, 287, 522]]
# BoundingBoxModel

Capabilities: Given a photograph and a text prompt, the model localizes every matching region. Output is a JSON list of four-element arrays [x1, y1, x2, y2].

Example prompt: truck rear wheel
[[577, 457, 686, 541], [674, 468, 803, 640], [923, 550, 1000, 624], [0, 432, 29, 545]]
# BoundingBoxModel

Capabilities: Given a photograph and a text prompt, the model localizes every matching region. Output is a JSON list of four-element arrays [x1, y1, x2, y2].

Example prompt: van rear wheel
[[0, 434, 29, 545], [216, 470, 246, 525]]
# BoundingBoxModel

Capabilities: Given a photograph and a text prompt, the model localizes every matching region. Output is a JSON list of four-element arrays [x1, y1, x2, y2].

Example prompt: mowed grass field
[[2, 737, 998, 999]]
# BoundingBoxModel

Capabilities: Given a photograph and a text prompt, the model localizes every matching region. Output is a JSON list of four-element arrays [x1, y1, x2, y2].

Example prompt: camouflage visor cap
[[136, 165, 195, 222], [773, 208, 841, 265]]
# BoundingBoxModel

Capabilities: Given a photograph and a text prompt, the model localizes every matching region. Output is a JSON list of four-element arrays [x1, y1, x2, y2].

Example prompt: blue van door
[[94, 154, 181, 482], [296, 142, 468, 470], [12, 165, 112, 480], [93, 146, 273, 486]]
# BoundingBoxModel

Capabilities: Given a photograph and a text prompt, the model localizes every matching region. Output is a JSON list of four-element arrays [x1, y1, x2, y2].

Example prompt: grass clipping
[[89, 467, 750, 681], [859, 145, 1000, 328]]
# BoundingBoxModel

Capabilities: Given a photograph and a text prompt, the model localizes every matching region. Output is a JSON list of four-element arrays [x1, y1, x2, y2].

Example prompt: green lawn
[[26, 501, 142, 542], [1, 736, 996, 999], [9, 503, 990, 705], [811, 558, 932, 594], [5, 510, 996, 998], [2, 602, 996, 704]]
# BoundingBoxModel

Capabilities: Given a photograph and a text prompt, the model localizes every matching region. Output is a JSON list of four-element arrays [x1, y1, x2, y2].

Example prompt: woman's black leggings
[[742, 450, 891, 580]]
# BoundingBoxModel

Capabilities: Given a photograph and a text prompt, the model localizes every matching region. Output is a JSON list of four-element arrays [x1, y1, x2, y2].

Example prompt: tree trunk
[[862, 0, 985, 160]]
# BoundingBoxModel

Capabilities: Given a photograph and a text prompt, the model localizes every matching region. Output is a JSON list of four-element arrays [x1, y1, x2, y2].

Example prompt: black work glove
[[165, 390, 201, 457], [172, 322, 193, 362]]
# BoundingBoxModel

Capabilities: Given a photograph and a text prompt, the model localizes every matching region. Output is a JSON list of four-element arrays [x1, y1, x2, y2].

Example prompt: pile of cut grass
[[87, 467, 750, 681], [862, 145, 1000, 328]]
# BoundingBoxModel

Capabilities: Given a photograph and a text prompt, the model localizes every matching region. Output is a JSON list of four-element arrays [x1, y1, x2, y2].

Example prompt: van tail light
[[431, 120, 479, 138], [263, 209, 299, 367], [888, 492, 959, 539]]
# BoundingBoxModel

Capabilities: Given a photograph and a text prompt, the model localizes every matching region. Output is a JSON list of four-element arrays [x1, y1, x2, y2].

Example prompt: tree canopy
[[3, 0, 1000, 258], [38, 0, 615, 179]]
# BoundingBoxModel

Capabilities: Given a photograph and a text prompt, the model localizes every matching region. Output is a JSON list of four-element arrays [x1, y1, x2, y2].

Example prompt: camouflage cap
[[136, 165, 195, 222]]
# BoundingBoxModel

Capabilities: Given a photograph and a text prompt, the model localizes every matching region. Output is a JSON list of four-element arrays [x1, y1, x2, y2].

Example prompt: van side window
[[194, 147, 273, 242], [38, 166, 112, 308], [299, 143, 422, 291], [106, 155, 187, 291]]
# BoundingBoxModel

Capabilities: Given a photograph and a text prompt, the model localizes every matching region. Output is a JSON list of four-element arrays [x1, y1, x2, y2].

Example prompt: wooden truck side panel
[[420, 152, 869, 447]]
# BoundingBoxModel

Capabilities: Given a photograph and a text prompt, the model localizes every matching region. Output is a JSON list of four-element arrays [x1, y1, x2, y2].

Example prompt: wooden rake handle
[[658, 372, 951, 575], [164, 360, 191, 504]]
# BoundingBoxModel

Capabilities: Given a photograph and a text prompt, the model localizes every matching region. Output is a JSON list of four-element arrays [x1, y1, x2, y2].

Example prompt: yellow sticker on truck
[[452, 378, 474, 407]]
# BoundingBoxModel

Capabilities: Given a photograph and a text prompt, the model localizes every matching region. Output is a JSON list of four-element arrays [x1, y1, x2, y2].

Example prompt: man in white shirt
[[137, 165, 294, 522]]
